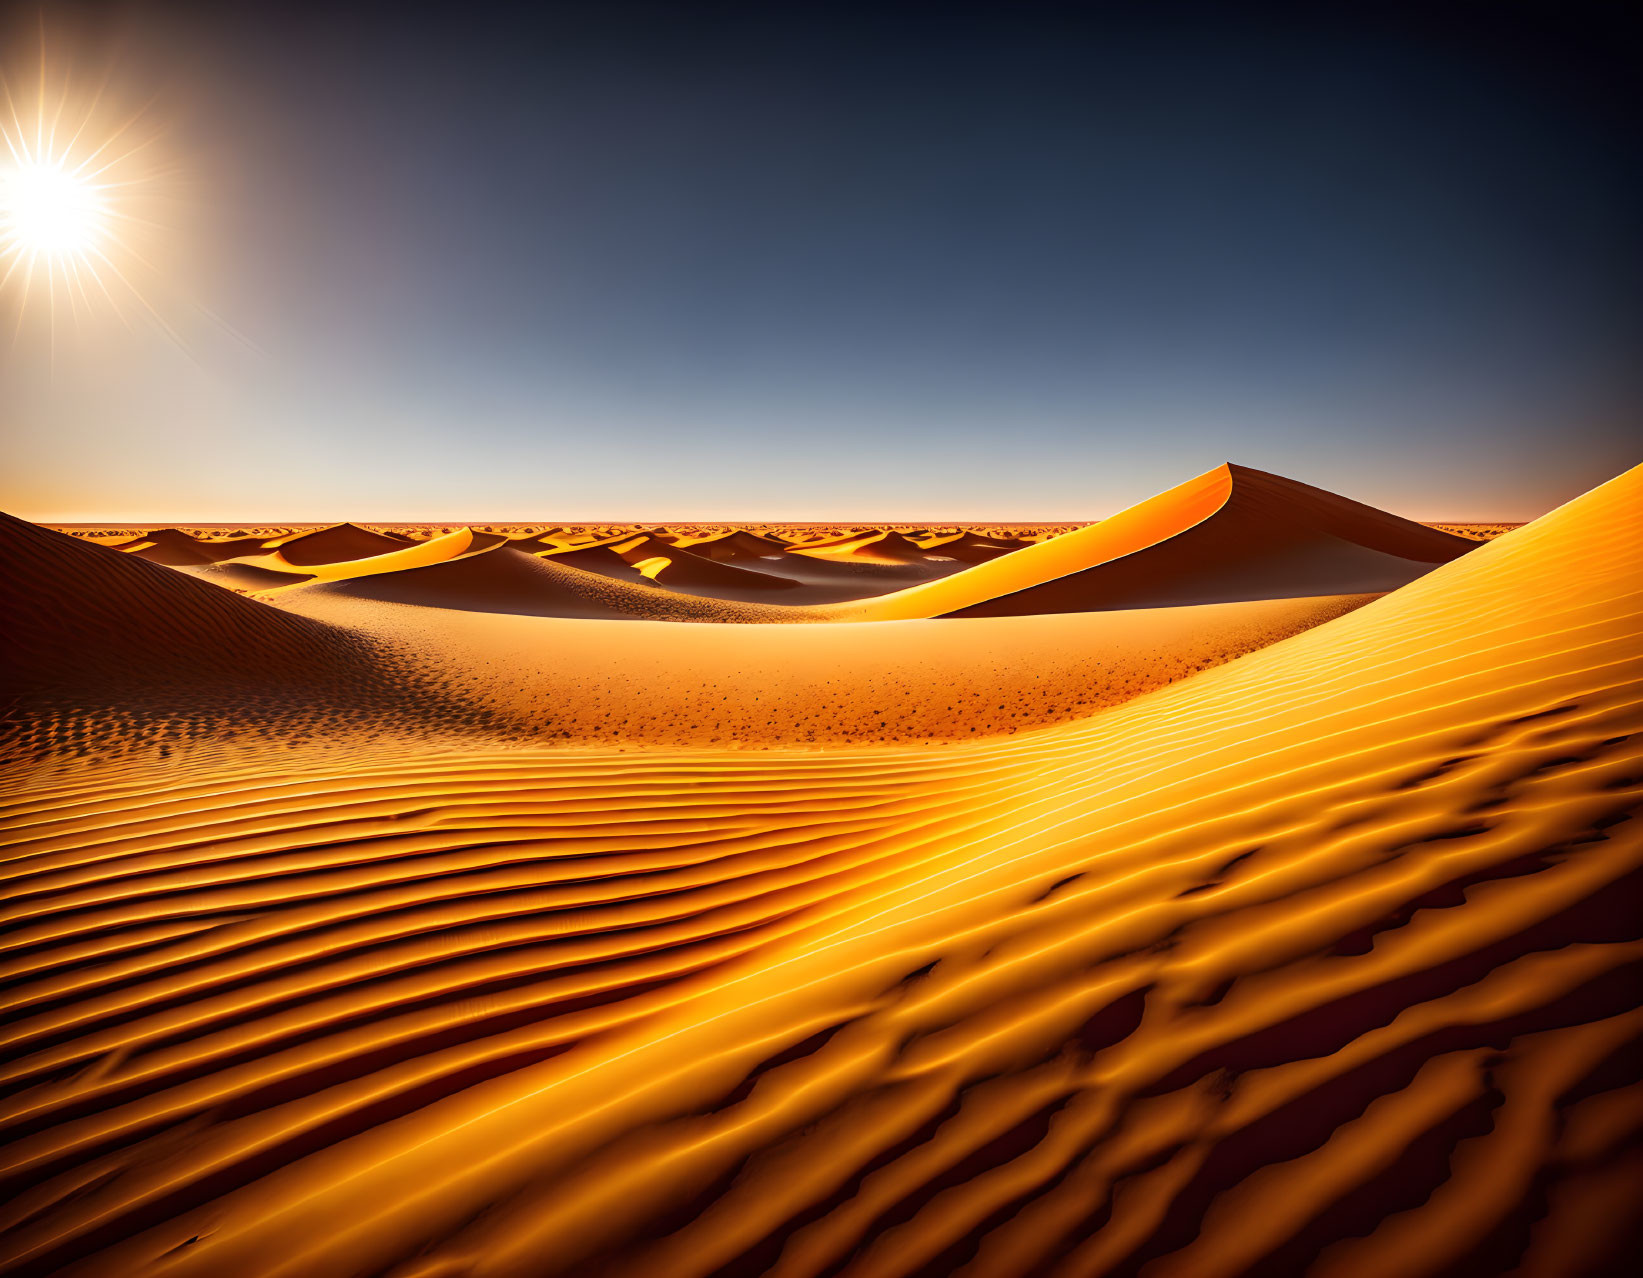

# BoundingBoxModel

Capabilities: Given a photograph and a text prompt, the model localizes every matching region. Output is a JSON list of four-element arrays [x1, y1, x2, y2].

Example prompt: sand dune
[[264, 522, 412, 566], [1427, 523, 1525, 542], [684, 530, 794, 561], [915, 532, 1023, 564], [633, 548, 805, 598], [88, 463, 1476, 625], [112, 528, 266, 567], [538, 542, 653, 581], [255, 528, 508, 584], [587, 533, 804, 598], [785, 529, 936, 564], [763, 552, 964, 602], [532, 538, 946, 607], [110, 528, 216, 566], [500, 532, 567, 553], [179, 561, 315, 592], [832, 463, 1479, 621], [3, 514, 355, 700], [0, 465, 1637, 1277], [0, 515, 491, 765], [289, 543, 795, 622]]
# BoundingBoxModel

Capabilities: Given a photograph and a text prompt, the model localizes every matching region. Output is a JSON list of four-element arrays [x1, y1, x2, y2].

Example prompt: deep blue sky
[[5, 0, 1638, 520]]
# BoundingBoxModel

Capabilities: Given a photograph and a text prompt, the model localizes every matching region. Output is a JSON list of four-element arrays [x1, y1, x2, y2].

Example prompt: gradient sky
[[3, 0, 1638, 522]]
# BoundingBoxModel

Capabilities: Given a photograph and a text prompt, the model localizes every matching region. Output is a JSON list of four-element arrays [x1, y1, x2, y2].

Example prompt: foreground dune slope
[[285, 592, 1373, 745], [834, 463, 1478, 620], [0, 515, 498, 761], [0, 467, 1639, 1277]]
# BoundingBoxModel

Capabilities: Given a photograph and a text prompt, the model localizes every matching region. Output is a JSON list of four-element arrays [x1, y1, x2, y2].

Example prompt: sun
[[1, 36, 179, 338], [1, 152, 109, 263]]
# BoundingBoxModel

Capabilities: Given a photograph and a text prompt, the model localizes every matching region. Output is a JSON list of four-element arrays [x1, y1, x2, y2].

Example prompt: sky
[[2, 0, 1638, 522]]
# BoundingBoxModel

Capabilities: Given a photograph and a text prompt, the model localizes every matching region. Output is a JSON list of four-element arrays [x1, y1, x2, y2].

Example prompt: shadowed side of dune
[[540, 534, 973, 606], [254, 528, 509, 583], [112, 529, 269, 567], [179, 561, 316, 590], [917, 532, 1024, 563], [787, 530, 939, 565], [684, 530, 793, 561], [266, 522, 412, 566], [292, 543, 800, 622], [0, 514, 501, 763], [648, 549, 807, 599], [837, 463, 1481, 620], [592, 533, 806, 598]]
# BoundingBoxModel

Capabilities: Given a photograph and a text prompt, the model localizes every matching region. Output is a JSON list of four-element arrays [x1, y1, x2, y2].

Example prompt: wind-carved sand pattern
[[0, 464, 1639, 1277]]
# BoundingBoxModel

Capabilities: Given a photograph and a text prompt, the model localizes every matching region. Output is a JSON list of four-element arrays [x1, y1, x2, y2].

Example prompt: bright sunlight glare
[[1, 154, 108, 261], [0, 26, 201, 353]]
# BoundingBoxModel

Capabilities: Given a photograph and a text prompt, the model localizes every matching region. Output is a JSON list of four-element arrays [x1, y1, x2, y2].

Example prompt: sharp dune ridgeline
[[828, 463, 1481, 621], [263, 522, 413, 566], [1, 462, 1640, 1278]]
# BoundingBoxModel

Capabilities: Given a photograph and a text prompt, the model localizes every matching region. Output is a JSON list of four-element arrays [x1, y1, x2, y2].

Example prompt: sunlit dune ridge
[[0, 464, 1637, 1276], [81, 462, 1483, 624], [831, 463, 1476, 620]]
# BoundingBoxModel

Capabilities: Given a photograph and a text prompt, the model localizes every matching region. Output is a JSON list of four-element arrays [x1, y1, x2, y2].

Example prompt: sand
[[264, 522, 413, 565], [1, 463, 1638, 1277], [832, 464, 1479, 621], [0, 513, 496, 765], [278, 590, 1376, 746]]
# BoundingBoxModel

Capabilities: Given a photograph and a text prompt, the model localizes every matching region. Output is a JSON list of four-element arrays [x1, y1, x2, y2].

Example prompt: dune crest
[[250, 527, 506, 584], [289, 542, 799, 622], [591, 532, 804, 598], [834, 463, 1478, 620], [264, 522, 412, 566], [112, 528, 266, 566]]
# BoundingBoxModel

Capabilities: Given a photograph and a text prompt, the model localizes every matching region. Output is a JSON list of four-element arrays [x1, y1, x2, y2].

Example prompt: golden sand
[[1, 464, 1638, 1277]]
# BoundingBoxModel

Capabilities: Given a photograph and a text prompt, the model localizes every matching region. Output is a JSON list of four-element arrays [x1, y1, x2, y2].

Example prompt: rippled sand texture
[[1, 463, 1639, 1278]]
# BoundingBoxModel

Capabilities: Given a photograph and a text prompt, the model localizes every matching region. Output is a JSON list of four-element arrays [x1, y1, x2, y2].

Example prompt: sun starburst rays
[[0, 38, 178, 347]]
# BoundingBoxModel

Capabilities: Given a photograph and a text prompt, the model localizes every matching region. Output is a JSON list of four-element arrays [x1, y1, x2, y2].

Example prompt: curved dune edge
[[0, 465, 1638, 1276], [822, 463, 1476, 621], [238, 527, 504, 585], [284, 544, 802, 623], [822, 464, 1235, 617], [112, 529, 268, 567], [262, 522, 412, 566]]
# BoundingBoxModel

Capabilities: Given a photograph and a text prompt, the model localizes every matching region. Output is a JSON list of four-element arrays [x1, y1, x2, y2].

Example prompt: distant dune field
[[2, 463, 1638, 1278]]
